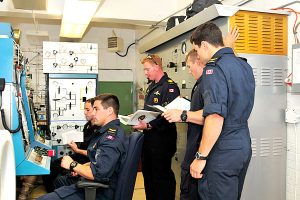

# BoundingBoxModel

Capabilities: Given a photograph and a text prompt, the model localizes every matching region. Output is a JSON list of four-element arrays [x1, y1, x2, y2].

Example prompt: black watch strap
[[195, 152, 208, 160], [70, 161, 78, 172]]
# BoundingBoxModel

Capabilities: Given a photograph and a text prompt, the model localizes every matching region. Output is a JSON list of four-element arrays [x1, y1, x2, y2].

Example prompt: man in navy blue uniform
[[38, 94, 127, 200], [162, 28, 239, 200], [43, 98, 99, 192], [189, 22, 255, 200], [133, 54, 180, 200], [163, 49, 204, 200]]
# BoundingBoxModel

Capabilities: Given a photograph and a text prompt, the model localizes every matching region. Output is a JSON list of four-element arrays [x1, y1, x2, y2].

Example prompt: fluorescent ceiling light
[[60, 0, 101, 38]]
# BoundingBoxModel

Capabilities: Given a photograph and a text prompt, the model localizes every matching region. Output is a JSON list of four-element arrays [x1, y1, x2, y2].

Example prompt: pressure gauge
[[181, 41, 187, 54]]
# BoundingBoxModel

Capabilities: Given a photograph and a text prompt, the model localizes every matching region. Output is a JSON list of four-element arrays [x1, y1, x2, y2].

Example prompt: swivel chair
[[76, 131, 144, 200]]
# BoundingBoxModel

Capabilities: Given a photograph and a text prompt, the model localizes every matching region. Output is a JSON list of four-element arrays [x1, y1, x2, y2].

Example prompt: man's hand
[[70, 171, 78, 177], [68, 141, 79, 153], [190, 159, 206, 179], [61, 156, 74, 170], [162, 109, 183, 123], [132, 120, 148, 130], [223, 26, 239, 48]]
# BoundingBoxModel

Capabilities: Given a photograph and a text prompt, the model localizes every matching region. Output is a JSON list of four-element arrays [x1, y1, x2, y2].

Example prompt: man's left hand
[[190, 159, 206, 179], [133, 120, 147, 130]]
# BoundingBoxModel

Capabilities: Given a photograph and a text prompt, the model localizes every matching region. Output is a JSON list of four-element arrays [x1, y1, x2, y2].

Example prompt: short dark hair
[[94, 93, 119, 115], [190, 21, 224, 47], [85, 97, 95, 106]]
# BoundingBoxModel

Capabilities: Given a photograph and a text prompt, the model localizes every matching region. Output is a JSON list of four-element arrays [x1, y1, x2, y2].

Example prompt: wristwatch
[[146, 123, 152, 130], [70, 161, 78, 171], [195, 152, 208, 160], [180, 110, 188, 122]]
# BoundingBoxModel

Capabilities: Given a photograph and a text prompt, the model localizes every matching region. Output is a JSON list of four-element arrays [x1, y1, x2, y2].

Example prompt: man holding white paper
[[38, 94, 127, 200], [133, 54, 180, 200], [43, 98, 99, 192], [162, 49, 205, 200]]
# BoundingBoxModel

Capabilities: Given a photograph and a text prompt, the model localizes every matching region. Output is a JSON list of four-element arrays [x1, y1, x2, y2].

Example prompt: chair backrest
[[114, 131, 144, 200]]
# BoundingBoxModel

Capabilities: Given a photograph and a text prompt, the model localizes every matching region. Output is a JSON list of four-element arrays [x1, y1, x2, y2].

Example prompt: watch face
[[70, 161, 78, 171], [71, 162, 77, 167], [195, 152, 207, 160], [181, 110, 187, 122]]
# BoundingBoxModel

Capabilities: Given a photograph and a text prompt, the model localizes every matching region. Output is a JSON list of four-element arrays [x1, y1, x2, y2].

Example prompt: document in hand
[[118, 110, 160, 126], [147, 96, 191, 112], [62, 130, 84, 145]]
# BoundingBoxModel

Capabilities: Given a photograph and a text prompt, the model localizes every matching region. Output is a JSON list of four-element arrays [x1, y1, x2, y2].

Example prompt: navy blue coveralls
[[43, 121, 99, 192], [143, 73, 180, 200], [198, 47, 255, 200], [180, 77, 203, 200], [37, 119, 127, 200]]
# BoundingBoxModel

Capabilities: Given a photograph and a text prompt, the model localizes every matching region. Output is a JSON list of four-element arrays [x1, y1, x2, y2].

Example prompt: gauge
[[181, 41, 187, 54]]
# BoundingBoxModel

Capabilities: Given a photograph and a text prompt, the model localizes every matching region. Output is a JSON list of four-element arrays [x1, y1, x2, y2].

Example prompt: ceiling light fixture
[[60, 0, 101, 38]]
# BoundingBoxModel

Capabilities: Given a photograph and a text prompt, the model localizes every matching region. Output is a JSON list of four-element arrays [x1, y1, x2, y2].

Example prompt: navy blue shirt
[[200, 47, 255, 137], [87, 119, 127, 188], [182, 78, 203, 169]]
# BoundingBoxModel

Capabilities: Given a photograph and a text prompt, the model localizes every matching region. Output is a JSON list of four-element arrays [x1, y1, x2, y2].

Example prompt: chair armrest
[[76, 179, 110, 189]]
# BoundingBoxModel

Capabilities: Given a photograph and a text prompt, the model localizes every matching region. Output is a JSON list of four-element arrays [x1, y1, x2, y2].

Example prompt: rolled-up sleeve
[[90, 139, 123, 182], [202, 66, 228, 118]]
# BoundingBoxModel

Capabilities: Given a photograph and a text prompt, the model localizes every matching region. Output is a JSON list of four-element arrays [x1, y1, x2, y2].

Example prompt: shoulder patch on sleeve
[[106, 128, 117, 140], [206, 69, 214, 75], [106, 135, 115, 140]]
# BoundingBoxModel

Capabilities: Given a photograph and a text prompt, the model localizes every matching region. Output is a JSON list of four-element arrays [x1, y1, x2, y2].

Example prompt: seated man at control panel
[[38, 94, 127, 200], [43, 98, 99, 192]]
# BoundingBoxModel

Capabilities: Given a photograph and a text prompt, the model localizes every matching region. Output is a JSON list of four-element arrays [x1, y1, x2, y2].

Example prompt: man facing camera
[[38, 94, 127, 200], [133, 54, 180, 200]]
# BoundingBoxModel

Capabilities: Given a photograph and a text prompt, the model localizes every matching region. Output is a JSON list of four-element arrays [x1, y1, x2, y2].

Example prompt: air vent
[[252, 67, 259, 86], [251, 138, 257, 157], [261, 68, 272, 86], [260, 138, 271, 157], [273, 137, 283, 156], [273, 68, 284, 86], [229, 11, 287, 55], [107, 37, 124, 52]]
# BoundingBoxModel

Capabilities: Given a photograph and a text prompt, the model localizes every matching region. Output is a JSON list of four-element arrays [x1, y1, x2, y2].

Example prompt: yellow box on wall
[[229, 11, 288, 55]]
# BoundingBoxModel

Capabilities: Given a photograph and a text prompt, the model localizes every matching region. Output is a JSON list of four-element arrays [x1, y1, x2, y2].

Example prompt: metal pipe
[[150, 3, 192, 29], [136, 3, 191, 43], [276, 0, 300, 8]]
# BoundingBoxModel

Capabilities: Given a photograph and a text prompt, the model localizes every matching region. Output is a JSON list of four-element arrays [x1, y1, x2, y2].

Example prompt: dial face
[[181, 41, 187, 54]]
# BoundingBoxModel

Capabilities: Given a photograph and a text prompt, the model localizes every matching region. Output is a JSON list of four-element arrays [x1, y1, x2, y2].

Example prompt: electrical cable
[[1, 109, 22, 133], [115, 42, 136, 57], [294, 21, 300, 43]]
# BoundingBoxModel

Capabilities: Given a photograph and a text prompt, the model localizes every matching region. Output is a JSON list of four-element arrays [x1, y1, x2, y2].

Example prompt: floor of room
[[27, 172, 146, 200]]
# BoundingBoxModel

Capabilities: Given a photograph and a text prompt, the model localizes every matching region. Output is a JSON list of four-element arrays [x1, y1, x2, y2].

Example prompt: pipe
[[136, 3, 192, 43], [276, 0, 300, 8]]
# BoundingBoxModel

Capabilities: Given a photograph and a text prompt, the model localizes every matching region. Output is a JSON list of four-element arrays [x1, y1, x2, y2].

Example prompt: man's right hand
[[223, 26, 239, 48], [68, 141, 79, 153]]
